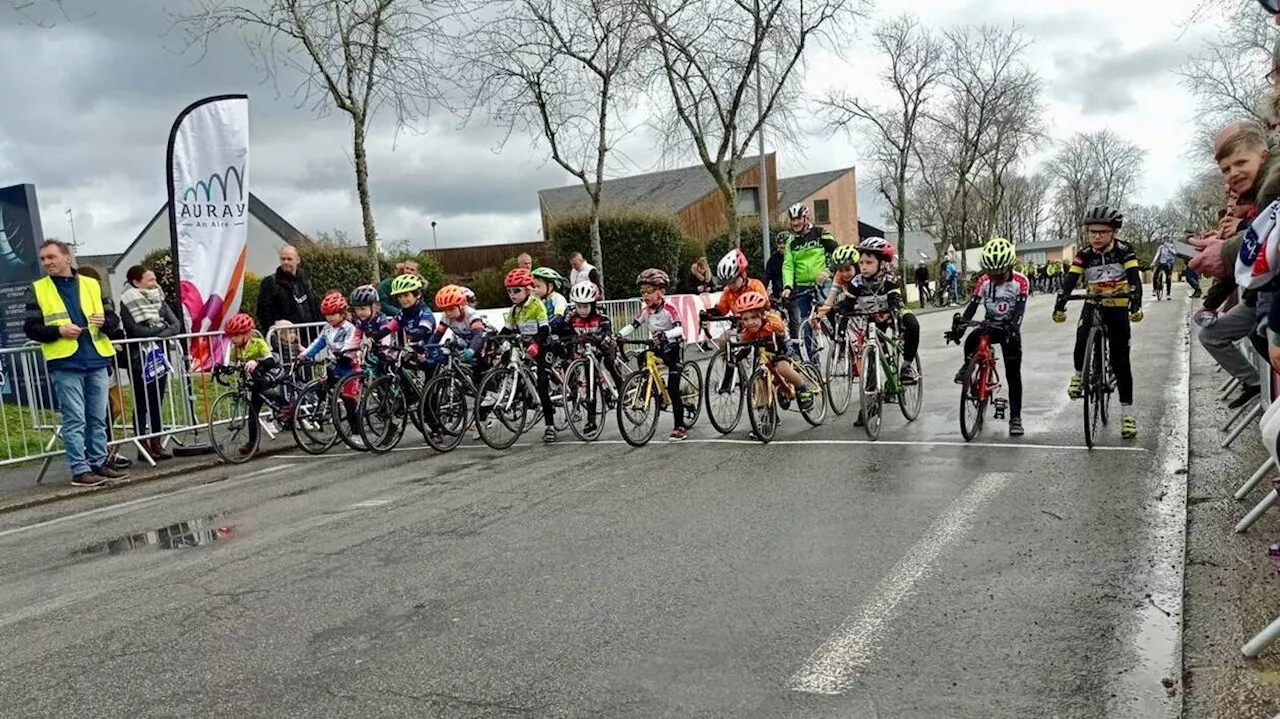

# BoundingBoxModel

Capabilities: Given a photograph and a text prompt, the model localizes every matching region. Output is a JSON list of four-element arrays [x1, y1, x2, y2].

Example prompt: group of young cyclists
[[209, 200, 1147, 457]]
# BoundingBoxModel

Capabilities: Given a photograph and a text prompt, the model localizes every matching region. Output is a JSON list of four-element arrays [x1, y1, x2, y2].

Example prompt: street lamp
[[431, 221, 438, 250]]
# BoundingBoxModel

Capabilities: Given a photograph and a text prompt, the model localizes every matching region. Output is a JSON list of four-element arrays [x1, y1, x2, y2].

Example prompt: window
[[737, 187, 760, 216], [813, 198, 830, 224]]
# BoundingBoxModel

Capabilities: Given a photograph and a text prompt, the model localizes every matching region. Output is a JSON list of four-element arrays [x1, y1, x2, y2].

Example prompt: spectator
[[517, 253, 534, 271], [119, 264, 183, 460], [568, 252, 601, 288], [688, 256, 714, 294], [943, 257, 960, 306], [23, 239, 126, 486], [256, 244, 321, 331], [379, 259, 421, 317], [765, 233, 786, 299], [78, 265, 132, 471], [913, 262, 930, 307]]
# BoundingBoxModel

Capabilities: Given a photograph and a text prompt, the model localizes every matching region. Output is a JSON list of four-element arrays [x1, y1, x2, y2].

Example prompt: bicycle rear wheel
[[899, 354, 923, 421], [617, 371, 660, 447], [858, 343, 883, 440], [421, 373, 469, 452], [704, 347, 745, 434], [476, 367, 526, 450], [565, 359, 605, 442], [359, 375, 406, 454], [1082, 327, 1105, 449], [825, 336, 854, 416], [747, 367, 779, 443], [680, 361, 703, 428], [291, 381, 339, 455], [959, 361, 987, 442], [208, 391, 255, 464], [799, 361, 827, 426]]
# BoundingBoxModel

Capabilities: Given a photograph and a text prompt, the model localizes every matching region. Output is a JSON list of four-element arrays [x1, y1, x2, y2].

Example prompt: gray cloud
[[1051, 37, 1205, 115]]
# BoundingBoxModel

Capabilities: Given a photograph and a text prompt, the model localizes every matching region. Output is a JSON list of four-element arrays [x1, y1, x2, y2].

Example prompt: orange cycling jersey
[[739, 311, 788, 343], [715, 278, 769, 316]]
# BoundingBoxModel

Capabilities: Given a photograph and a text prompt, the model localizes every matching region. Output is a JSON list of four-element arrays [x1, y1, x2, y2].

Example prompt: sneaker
[[71, 473, 108, 488], [954, 360, 973, 385], [853, 412, 865, 428], [583, 422, 598, 437], [796, 386, 814, 411], [900, 364, 918, 386], [1009, 417, 1024, 436], [238, 444, 255, 458], [543, 426, 557, 444], [669, 427, 687, 441], [1229, 384, 1261, 409], [107, 453, 134, 470], [92, 465, 129, 480], [1067, 374, 1083, 400], [1121, 414, 1137, 439]]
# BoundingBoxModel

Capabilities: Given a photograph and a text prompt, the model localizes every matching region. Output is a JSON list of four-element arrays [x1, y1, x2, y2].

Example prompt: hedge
[[472, 267, 507, 309], [549, 211, 682, 300], [706, 222, 767, 280]]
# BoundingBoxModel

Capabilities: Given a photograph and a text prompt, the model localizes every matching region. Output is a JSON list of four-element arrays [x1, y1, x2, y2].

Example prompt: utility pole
[[755, 46, 770, 266], [431, 221, 438, 250], [65, 207, 78, 251]]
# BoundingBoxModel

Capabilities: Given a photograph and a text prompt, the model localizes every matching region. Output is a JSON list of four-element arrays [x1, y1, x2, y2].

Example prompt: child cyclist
[[732, 290, 815, 411], [702, 248, 768, 347], [221, 312, 287, 457], [500, 268, 558, 443], [532, 267, 569, 327], [386, 273, 439, 369], [432, 284, 492, 361], [815, 238, 920, 385], [944, 237, 1029, 437], [298, 292, 363, 435], [617, 268, 688, 440], [565, 280, 624, 435], [813, 243, 860, 338]]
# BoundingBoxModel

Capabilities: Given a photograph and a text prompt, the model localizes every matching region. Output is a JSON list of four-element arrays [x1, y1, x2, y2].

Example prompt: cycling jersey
[[714, 278, 768, 316], [835, 271, 904, 309], [964, 272, 1029, 324], [739, 310, 789, 345], [391, 302, 438, 344], [356, 312, 396, 345], [230, 331, 272, 363], [619, 302, 683, 342], [505, 296, 549, 337], [543, 291, 568, 318], [1154, 242, 1176, 266], [1063, 240, 1142, 308], [782, 225, 838, 289], [302, 320, 362, 373], [434, 306, 492, 352], [568, 310, 613, 336]]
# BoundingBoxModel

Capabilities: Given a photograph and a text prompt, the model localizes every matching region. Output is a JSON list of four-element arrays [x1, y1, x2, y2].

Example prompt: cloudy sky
[[0, 0, 1225, 255]]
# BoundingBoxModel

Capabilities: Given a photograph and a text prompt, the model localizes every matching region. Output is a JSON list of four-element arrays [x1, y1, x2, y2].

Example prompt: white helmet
[[568, 281, 601, 304], [716, 249, 747, 283], [461, 286, 476, 303], [787, 203, 809, 220]]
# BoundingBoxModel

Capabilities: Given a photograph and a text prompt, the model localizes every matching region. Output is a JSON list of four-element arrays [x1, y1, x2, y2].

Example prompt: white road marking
[[787, 471, 1015, 695], [0, 464, 298, 540], [349, 499, 391, 508]]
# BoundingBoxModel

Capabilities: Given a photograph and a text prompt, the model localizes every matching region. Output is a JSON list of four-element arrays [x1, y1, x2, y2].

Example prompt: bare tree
[[5, 0, 74, 26], [174, 0, 467, 282], [825, 15, 945, 249], [1086, 129, 1146, 207], [994, 173, 1052, 243], [464, 0, 646, 290], [1046, 129, 1145, 242], [1168, 166, 1229, 233], [1178, 1, 1273, 152], [639, 0, 862, 244]]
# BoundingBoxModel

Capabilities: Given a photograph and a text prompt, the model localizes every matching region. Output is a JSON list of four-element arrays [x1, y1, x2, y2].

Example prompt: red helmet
[[856, 237, 896, 264], [434, 284, 469, 310], [225, 313, 255, 336], [731, 291, 770, 314], [505, 268, 534, 288], [320, 293, 348, 315]]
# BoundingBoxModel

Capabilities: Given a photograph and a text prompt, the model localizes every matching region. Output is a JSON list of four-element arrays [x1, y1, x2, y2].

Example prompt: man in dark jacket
[[256, 244, 321, 331], [765, 233, 786, 299]]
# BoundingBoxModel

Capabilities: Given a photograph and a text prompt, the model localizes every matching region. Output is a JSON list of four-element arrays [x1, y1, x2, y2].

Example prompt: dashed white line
[[787, 471, 1015, 695]]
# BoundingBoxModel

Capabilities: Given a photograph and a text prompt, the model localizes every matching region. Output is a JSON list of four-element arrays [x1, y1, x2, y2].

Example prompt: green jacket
[[782, 225, 838, 289]]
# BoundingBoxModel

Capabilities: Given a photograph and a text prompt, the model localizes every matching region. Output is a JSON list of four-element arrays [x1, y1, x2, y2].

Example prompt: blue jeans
[[792, 287, 821, 362], [51, 367, 109, 476]]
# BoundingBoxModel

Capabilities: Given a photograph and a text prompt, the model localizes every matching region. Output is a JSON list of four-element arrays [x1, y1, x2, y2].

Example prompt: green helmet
[[389, 273, 424, 296], [831, 243, 860, 267], [980, 237, 1017, 273], [532, 266, 566, 288]]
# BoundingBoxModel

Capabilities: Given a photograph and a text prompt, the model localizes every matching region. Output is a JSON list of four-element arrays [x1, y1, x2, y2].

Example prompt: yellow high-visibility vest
[[32, 274, 116, 362]]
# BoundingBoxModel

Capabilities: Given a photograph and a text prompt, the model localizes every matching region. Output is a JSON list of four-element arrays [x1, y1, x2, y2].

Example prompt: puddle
[[71, 514, 236, 558]]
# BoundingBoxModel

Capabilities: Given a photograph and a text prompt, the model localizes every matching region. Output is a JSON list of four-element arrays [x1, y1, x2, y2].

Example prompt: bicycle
[[1152, 264, 1171, 302], [950, 319, 1012, 442], [1063, 292, 1119, 449], [852, 301, 923, 440], [332, 343, 393, 453], [207, 362, 336, 464], [474, 336, 569, 450], [699, 315, 750, 434], [415, 337, 500, 453], [357, 344, 435, 453], [811, 308, 864, 416], [563, 334, 625, 442], [743, 337, 828, 443], [615, 338, 703, 447]]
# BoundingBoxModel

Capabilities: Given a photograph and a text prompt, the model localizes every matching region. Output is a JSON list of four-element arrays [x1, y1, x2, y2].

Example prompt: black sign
[[0, 282, 28, 349]]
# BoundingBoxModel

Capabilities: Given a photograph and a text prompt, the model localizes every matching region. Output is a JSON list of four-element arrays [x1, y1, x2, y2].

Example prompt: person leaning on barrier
[[23, 239, 127, 487], [119, 264, 182, 460]]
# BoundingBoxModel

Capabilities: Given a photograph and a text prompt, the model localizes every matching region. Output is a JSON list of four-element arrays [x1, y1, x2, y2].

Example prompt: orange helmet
[[225, 313, 255, 336], [731, 291, 769, 314], [320, 292, 348, 315], [505, 268, 534, 288], [435, 284, 469, 309]]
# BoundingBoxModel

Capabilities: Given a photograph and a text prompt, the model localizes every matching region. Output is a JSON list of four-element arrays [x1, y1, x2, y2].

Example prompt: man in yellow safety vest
[[22, 239, 127, 487]]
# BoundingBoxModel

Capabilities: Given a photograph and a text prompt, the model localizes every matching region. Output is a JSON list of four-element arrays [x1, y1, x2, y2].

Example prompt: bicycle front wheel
[[332, 374, 369, 452], [421, 372, 469, 452], [680, 360, 703, 429], [1082, 327, 1105, 449], [799, 361, 827, 426], [899, 354, 924, 422], [565, 359, 605, 442], [747, 367, 779, 443], [208, 391, 256, 464], [358, 375, 406, 454], [476, 366, 526, 450], [858, 343, 883, 440], [291, 381, 339, 455], [704, 347, 745, 434], [825, 336, 854, 416], [959, 361, 987, 442], [617, 371, 661, 447]]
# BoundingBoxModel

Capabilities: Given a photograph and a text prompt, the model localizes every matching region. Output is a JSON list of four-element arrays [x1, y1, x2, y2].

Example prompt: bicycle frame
[[620, 340, 674, 408], [971, 332, 1002, 402]]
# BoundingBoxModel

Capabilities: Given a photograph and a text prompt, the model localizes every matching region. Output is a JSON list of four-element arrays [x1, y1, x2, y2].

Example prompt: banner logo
[[177, 164, 246, 225]]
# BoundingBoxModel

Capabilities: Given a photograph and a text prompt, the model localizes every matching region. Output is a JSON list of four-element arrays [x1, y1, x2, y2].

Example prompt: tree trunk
[[588, 201, 605, 293], [718, 178, 740, 249], [352, 117, 381, 283]]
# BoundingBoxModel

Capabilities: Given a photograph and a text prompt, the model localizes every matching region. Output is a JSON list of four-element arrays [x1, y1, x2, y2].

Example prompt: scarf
[[121, 285, 165, 326]]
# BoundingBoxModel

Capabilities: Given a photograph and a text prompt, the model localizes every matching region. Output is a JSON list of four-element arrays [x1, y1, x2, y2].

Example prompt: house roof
[[75, 252, 122, 269], [1017, 238, 1074, 252], [110, 193, 311, 272], [775, 168, 854, 210], [885, 230, 942, 264], [859, 221, 885, 239], [538, 154, 774, 219]]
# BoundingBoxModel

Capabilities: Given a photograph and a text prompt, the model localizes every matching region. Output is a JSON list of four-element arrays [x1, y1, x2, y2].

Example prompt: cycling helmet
[[857, 237, 896, 263], [225, 312, 255, 335], [731, 290, 770, 314], [787, 203, 809, 220], [980, 237, 1017, 273], [716, 248, 748, 282], [831, 243, 860, 267], [568, 281, 601, 304], [505, 267, 534, 288], [434, 284, 468, 310], [531, 266, 566, 288], [1081, 205, 1123, 229], [637, 268, 669, 287], [349, 284, 379, 307], [389, 273, 424, 295], [461, 286, 476, 304], [320, 292, 349, 315]]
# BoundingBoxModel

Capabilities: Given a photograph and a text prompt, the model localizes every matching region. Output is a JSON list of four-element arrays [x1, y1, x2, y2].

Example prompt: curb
[[0, 445, 296, 516]]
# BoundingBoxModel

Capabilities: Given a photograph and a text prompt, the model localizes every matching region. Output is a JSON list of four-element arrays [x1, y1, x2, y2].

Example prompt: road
[[0, 290, 1190, 718]]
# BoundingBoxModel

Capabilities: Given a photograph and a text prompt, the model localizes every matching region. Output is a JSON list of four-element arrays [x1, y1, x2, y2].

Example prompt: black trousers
[[1074, 307, 1133, 405]]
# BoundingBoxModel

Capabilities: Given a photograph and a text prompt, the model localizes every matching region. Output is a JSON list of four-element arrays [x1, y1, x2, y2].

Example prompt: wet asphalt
[[0, 290, 1192, 718]]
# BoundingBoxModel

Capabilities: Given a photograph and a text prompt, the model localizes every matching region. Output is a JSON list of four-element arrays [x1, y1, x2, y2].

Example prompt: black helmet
[[1081, 205, 1123, 229]]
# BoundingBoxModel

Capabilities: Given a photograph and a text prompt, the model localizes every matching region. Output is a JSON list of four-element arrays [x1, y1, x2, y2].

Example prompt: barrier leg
[[1235, 457, 1276, 500], [1221, 376, 1241, 398], [1222, 403, 1264, 448], [1221, 400, 1254, 432], [1242, 614, 1280, 658], [1236, 489, 1279, 533]]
